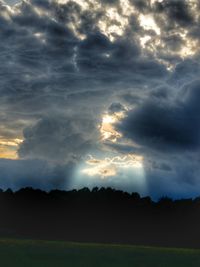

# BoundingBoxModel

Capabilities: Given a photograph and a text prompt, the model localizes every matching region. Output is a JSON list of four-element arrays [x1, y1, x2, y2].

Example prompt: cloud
[[4, 0, 19, 5], [18, 114, 98, 162], [0, 0, 168, 161], [108, 102, 126, 114], [117, 80, 200, 152], [154, 0, 194, 27], [0, 158, 74, 190], [1, 0, 200, 197], [112, 79, 200, 198]]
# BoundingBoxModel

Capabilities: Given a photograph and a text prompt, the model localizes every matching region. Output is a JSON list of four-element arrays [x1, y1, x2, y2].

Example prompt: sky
[[1, 0, 200, 199]]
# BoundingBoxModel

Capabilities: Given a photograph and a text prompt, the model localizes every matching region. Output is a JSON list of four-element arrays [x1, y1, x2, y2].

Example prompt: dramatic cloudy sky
[[1, 0, 200, 199]]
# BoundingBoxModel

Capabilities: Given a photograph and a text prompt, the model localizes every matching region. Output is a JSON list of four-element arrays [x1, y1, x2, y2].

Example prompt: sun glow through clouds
[[82, 154, 143, 178], [76, 106, 146, 191], [100, 111, 125, 143], [78, 105, 145, 186], [139, 14, 160, 35]]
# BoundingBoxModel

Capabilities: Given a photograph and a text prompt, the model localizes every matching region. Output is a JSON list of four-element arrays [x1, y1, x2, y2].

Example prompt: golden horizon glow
[[0, 148, 18, 159], [0, 138, 23, 159], [0, 138, 23, 147]]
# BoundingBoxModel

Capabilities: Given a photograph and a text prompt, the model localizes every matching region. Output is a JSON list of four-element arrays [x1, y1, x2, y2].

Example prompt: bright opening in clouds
[[100, 111, 125, 142], [82, 154, 143, 178], [1, 0, 200, 199]]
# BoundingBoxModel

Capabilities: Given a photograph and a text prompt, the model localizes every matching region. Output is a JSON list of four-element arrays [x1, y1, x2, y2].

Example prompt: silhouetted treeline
[[0, 187, 200, 248]]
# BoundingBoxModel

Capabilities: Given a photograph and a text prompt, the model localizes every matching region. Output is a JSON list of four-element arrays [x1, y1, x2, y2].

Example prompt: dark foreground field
[[0, 239, 200, 267], [2, 188, 200, 248]]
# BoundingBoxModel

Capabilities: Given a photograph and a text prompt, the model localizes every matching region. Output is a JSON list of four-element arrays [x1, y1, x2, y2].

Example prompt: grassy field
[[0, 238, 200, 267]]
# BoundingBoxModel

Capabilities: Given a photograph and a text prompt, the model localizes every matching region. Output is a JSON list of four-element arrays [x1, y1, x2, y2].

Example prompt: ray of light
[[82, 154, 143, 178], [72, 152, 147, 196]]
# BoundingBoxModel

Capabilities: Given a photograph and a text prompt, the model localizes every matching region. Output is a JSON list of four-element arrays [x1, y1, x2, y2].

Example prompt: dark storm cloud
[[18, 114, 98, 161], [4, 0, 19, 5], [170, 59, 200, 87], [117, 80, 200, 152], [120, 93, 142, 105], [108, 102, 125, 113], [1, 0, 200, 197], [154, 0, 194, 27], [144, 153, 200, 200], [130, 0, 151, 13], [76, 31, 167, 85], [161, 34, 183, 52], [152, 161, 172, 172], [0, 0, 168, 107], [0, 0, 168, 148], [100, 0, 119, 5], [150, 86, 171, 99], [0, 158, 74, 190]]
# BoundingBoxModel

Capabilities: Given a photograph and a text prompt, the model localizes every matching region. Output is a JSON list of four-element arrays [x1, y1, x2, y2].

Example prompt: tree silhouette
[[0, 187, 199, 248]]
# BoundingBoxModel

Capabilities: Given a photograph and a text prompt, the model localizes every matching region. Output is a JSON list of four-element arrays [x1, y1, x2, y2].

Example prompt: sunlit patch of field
[[0, 238, 200, 267]]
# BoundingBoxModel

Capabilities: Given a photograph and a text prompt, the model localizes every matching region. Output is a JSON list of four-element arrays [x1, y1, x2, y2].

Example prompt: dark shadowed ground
[[1, 187, 200, 249], [0, 239, 200, 267]]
